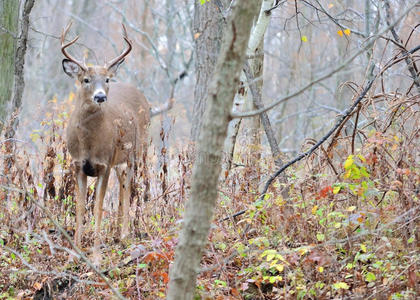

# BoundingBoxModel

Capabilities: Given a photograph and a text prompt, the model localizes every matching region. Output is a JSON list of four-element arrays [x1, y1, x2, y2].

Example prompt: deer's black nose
[[94, 93, 107, 103]]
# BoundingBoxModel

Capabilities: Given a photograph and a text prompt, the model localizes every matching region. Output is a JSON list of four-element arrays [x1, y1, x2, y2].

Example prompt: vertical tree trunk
[[5, 0, 35, 138], [0, 0, 19, 127], [222, 0, 275, 175], [190, 0, 224, 141], [167, 1, 262, 299]]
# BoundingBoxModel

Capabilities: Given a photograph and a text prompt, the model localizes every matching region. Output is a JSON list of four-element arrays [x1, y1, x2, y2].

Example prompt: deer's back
[[106, 83, 151, 164]]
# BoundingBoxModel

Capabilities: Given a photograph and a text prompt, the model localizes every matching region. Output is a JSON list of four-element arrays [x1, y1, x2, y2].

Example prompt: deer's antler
[[106, 24, 132, 69], [61, 21, 87, 71]]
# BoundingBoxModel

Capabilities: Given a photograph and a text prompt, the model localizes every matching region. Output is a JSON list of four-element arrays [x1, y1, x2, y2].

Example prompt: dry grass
[[0, 86, 418, 299]]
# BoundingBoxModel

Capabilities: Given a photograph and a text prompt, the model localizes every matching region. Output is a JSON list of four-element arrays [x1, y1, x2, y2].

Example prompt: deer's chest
[[66, 117, 114, 163]]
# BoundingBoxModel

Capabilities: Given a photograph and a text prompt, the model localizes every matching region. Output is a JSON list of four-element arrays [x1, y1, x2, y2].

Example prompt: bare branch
[[0, 185, 126, 300], [231, 1, 419, 119]]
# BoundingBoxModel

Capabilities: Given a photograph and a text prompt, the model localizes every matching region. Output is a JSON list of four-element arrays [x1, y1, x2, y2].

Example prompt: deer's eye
[[105, 78, 110, 83], [83, 78, 90, 84]]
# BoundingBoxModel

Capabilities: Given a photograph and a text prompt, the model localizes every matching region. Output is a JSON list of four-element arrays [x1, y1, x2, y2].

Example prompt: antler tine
[[61, 21, 86, 71], [106, 23, 133, 69]]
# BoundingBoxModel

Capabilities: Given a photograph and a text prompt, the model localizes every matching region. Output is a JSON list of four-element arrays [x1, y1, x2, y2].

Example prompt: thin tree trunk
[[0, 0, 19, 127], [244, 61, 282, 166], [167, 1, 261, 298], [222, 0, 275, 175], [190, 0, 224, 141], [5, 0, 35, 138]]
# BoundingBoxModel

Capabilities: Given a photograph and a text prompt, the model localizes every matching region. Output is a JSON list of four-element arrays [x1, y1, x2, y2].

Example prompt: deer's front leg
[[74, 164, 87, 248], [93, 165, 111, 265]]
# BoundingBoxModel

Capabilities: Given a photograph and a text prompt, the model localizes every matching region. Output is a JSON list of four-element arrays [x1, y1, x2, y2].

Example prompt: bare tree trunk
[[167, 1, 261, 298], [244, 61, 282, 166], [0, 0, 19, 127], [5, 0, 35, 138], [190, 0, 224, 141], [222, 0, 274, 175]]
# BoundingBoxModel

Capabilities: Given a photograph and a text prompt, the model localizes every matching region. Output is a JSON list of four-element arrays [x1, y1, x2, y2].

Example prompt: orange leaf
[[33, 282, 42, 290], [337, 30, 343, 37], [231, 288, 240, 297], [161, 272, 169, 283]]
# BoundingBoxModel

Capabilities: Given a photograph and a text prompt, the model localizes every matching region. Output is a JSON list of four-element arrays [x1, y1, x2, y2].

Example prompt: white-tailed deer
[[61, 22, 150, 264]]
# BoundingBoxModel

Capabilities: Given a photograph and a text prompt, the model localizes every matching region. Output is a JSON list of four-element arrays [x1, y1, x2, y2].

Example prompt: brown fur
[[60, 23, 149, 264], [66, 66, 150, 264]]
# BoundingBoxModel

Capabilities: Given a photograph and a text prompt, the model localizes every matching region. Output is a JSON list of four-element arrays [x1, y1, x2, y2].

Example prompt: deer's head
[[61, 22, 132, 104]]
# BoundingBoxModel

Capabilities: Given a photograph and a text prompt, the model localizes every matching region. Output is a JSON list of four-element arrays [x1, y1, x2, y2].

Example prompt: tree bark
[[244, 61, 282, 166], [190, 0, 224, 141], [167, 1, 261, 299], [222, 0, 275, 175], [0, 0, 19, 127], [5, 0, 35, 138]]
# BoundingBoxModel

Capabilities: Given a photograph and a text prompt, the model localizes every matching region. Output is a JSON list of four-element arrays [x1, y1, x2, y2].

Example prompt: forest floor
[[0, 90, 419, 299]]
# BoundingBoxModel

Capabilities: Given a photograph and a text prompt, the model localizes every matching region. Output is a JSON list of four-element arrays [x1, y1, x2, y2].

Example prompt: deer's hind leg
[[116, 161, 134, 241]]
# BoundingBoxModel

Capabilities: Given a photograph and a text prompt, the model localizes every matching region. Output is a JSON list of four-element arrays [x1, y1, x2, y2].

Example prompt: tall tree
[[0, 0, 19, 127], [167, 0, 262, 298], [190, 0, 224, 141], [223, 0, 277, 176], [9, 0, 35, 127]]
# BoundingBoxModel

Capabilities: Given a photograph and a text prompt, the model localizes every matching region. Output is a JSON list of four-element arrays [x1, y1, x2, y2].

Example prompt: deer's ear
[[107, 59, 124, 76], [62, 59, 80, 77]]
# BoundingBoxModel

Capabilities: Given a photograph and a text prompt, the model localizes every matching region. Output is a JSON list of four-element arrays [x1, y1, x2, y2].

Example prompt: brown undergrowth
[[0, 84, 418, 299]]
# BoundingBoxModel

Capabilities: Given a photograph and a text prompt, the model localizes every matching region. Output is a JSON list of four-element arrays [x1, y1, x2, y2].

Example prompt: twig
[[384, 0, 420, 93], [231, 2, 419, 119], [220, 77, 375, 222], [351, 103, 362, 154], [0, 184, 126, 300], [259, 78, 375, 198], [265, 0, 287, 15], [366, 258, 419, 299], [1, 245, 103, 286]]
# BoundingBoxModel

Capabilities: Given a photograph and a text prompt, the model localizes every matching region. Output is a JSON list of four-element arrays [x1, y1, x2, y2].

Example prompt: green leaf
[[316, 233, 325, 241], [347, 206, 356, 212], [269, 276, 276, 283], [365, 272, 376, 282], [344, 155, 354, 169], [267, 253, 275, 261], [214, 279, 227, 287], [334, 222, 342, 229], [333, 282, 349, 289]]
